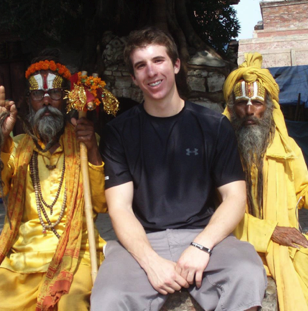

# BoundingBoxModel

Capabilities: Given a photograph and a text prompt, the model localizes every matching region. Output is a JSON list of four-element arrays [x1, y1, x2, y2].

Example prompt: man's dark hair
[[123, 27, 179, 76]]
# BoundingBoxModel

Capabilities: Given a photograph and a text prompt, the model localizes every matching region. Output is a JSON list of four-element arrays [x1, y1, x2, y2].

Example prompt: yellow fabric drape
[[223, 52, 308, 311], [0, 262, 92, 311], [0, 123, 107, 310]]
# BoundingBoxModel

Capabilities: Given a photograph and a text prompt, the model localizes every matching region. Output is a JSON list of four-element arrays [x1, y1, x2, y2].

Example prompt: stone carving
[[189, 51, 226, 68], [101, 31, 126, 67]]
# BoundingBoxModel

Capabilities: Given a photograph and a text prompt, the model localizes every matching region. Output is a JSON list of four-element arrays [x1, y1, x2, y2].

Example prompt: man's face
[[28, 70, 64, 114], [27, 70, 65, 143], [231, 81, 267, 126], [130, 44, 180, 103], [229, 82, 274, 166]]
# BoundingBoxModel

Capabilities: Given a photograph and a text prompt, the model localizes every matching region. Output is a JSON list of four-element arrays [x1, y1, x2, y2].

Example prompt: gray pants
[[91, 229, 266, 311]]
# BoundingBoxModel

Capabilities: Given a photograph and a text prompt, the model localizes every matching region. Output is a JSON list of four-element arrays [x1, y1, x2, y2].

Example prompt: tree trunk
[[175, 0, 222, 59], [152, 0, 169, 32]]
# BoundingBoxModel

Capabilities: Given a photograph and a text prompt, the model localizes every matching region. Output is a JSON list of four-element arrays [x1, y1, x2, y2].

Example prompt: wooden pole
[[79, 110, 98, 284]]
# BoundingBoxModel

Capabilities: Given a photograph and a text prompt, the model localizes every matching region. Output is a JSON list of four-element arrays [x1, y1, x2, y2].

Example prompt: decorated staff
[[65, 71, 119, 283]]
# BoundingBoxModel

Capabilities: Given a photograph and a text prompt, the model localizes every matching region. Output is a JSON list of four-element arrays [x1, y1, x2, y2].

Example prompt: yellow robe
[[234, 129, 308, 311], [222, 52, 308, 311], [0, 132, 107, 273]]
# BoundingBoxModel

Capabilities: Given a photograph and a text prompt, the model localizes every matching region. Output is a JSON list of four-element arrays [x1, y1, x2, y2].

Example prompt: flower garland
[[76, 72, 106, 106], [25, 60, 71, 80]]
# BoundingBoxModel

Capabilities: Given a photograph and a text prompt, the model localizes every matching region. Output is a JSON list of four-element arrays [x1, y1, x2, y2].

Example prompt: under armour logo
[[186, 148, 199, 156]]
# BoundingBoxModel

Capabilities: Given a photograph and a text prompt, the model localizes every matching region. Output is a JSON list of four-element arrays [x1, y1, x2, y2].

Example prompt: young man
[[92, 28, 266, 311], [0, 50, 107, 310], [223, 52, 308, 311]]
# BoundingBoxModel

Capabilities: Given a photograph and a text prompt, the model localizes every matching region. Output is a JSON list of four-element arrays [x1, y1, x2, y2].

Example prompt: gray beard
[[229, 104, 275, 217], [230, 107, 274, 165], [27, 106, 65, 145]]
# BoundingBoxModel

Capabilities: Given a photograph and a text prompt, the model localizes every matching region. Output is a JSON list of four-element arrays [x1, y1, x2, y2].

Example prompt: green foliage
[[187, 0, 240, 55], [0, 0, 240, 56], [0, 0, 84, 47]]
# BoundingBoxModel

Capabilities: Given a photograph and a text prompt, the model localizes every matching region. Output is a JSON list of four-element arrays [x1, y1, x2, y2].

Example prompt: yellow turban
[[223, 52, 291, 151]]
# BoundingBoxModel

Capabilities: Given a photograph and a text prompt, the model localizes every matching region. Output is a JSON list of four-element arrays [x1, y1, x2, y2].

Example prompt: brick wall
[[238, 0, 308, 67], [261, 1, 308, 30]]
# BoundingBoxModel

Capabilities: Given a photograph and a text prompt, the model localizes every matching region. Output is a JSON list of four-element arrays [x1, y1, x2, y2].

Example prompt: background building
[[238, 0, 308, 67]]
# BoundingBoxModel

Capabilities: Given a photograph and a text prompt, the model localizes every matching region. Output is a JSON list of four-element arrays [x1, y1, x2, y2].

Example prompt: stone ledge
[[161, 291, 202, 311], [161, 277, 277, 311]]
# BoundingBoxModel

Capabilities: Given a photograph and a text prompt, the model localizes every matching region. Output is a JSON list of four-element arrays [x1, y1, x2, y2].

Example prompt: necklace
[[30, 151, 66, 239], [42, 154, 61, 170]]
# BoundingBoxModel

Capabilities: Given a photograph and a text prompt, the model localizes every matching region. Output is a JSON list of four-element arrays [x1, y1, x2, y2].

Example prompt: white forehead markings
[[47, 73, 57, 89], [235, 81, 265, 104], [33, 74, 43, 89], [32, 73, 57, 90]]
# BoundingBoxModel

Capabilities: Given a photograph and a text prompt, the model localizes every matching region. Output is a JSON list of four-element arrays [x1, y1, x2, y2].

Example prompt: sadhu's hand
[[0, 86, 17, 147], [271, 226, 308, 248], [71, 117, 102, 165]]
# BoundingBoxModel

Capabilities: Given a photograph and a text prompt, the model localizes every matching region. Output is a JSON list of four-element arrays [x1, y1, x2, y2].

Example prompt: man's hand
[[145, 256, 189, 295], [0, 86, 17, 149], [271, 226, 308, 248], [175, 246, 209, 288], [71, 117, 102, 165]]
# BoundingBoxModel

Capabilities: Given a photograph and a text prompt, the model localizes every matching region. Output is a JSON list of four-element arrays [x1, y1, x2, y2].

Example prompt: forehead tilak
[[234, 81, 265, 102], [28, 73, 63, 91]]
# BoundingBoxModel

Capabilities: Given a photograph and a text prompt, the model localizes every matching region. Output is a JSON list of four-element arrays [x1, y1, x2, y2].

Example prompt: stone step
[[161, 277, 277, 311]]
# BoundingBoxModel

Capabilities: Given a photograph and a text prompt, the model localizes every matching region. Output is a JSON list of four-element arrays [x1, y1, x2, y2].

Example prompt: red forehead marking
[[247, 83, 253, 97], [43, 74, 48, 90]]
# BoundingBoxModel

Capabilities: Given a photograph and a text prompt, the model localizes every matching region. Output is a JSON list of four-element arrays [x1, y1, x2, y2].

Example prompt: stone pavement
[[1, 202, 308, 310]]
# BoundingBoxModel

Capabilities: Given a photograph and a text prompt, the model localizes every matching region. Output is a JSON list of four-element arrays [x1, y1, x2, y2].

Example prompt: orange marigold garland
[[65, 71, 119, 116], [25, 60, 71, 80]]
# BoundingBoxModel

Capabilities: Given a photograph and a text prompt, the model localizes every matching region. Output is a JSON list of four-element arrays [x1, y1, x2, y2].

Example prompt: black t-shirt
[[100, 101, 244, 232]]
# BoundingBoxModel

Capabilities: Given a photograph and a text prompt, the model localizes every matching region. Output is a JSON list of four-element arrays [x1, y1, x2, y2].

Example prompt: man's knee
[[231, 241, 266, 281], [211, 237, 267, 295], [91, 283, 121, 310]]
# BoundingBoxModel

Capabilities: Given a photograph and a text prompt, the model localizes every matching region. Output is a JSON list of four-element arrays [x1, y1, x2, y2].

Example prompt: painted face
[[28, 71, 64, 113], [130, 44, 180, 103], [232, 81, 267, 125]]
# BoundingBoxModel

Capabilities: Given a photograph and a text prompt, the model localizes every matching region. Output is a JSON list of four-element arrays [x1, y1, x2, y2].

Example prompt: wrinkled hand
[[71, 117, 97, 150], [271, 226, 308, 248], [71, 117, 102, 165], [175, 246, 209, 288], [0, 86, 17, 146], [145, 256, 189, 295]]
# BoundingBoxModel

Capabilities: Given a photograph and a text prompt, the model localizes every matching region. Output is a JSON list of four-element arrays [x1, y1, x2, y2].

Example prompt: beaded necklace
[[30, 151, 66, 239], [42, 154, 61, 170]]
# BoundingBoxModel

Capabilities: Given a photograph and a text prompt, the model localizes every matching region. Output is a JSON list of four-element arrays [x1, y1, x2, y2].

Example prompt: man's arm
[[176, 180, 246, 288], [106, 181, 189, 295]]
